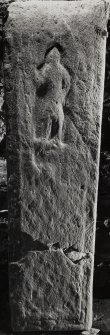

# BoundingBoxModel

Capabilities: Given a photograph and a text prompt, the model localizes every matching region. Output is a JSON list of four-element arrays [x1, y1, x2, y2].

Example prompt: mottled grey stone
[[4, 0, 109, 332]]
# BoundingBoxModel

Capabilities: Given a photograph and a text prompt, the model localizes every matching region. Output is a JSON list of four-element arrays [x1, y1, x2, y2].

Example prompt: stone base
[[9, 251, 93, 331], [81, 328, 100, 335]]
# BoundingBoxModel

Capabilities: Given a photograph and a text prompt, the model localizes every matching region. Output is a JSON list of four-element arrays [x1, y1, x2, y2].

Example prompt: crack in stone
[[64, 251, 90, 264], [10, 232, 91, 265], [63, 246, 90, 263], [10, 232, 49, 261], [63, 245, 79, 253]]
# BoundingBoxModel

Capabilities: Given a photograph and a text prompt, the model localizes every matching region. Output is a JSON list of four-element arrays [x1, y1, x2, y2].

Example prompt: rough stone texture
[[9, 251, 93, 331], [3, 0, 109, 332]]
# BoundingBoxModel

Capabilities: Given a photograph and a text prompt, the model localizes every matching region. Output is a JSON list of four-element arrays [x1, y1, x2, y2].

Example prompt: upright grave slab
[[3, 0, 109, 331]]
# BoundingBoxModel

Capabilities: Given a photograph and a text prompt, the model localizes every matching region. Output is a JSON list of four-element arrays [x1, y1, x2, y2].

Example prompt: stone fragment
[[82, 328, 100, 335], [3, 0, 109, 332]]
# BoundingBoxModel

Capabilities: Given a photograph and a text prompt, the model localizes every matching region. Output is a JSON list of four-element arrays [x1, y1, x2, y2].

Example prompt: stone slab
[[3, 0, 109, 332], [81, 329, 100, 335]]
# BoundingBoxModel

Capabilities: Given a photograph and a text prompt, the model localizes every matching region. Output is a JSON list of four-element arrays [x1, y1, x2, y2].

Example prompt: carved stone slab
[[4, 0, 109, 331]]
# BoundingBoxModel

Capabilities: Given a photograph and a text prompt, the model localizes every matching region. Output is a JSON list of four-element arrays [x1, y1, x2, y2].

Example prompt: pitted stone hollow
[[33, 47, 70, 145]]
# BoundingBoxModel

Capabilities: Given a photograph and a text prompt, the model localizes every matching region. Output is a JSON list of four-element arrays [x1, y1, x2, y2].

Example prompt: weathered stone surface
[[10, 251, 93, 331], [3, 0, 109, 332]]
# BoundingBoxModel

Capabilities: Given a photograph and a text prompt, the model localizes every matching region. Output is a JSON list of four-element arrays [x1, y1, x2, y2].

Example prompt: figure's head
[[46, 47, 60, 65]]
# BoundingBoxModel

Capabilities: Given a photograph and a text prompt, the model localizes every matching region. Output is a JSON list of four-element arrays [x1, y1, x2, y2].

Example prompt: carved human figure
[[33, 47, 70, 145]]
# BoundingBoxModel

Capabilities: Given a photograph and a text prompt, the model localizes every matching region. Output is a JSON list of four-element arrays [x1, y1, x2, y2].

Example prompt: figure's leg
[[58, 103, 64, 143]]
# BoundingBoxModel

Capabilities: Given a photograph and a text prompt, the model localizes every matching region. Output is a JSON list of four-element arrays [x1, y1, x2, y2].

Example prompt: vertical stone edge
[[1, 3, 25, 331], [83, 1, 110, 330]]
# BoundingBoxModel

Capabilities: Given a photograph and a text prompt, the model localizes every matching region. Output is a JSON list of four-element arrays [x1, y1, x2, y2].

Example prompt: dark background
[[94, 19, 110, 299]]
